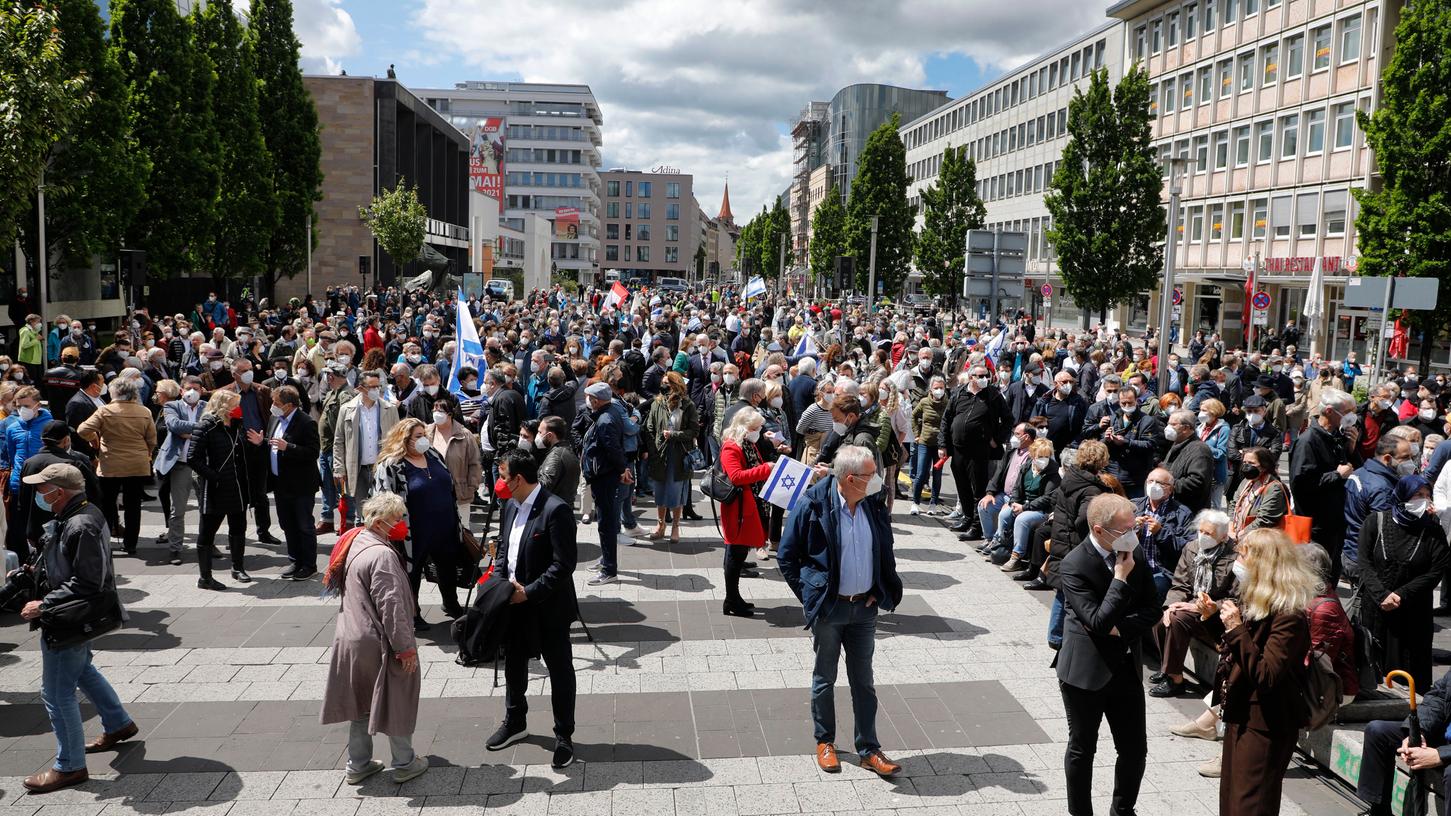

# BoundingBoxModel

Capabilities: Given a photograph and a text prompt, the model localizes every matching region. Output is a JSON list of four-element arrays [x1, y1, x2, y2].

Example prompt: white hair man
[[1288, 387, 1357, 587]]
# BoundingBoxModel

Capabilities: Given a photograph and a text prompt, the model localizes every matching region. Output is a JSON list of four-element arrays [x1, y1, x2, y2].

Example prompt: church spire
[[718, 182, 734, 224]]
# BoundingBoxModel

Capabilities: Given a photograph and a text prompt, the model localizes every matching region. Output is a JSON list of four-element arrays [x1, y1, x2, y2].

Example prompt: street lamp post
[[866, 214, 879, 314], [1156, 158, 1188, 398], [36, 171, 47, 329]]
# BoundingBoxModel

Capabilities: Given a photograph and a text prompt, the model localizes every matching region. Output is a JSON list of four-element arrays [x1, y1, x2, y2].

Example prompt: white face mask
[[1197, 532, 1220, 550], [1009, 435, 1022, 450], [1406, 498, 1431, 517], [1246, 412, 1265, 427], [1036, 427, 1049, 438], [1164, 425, 1180, 442], [1231, 560, 1248, 583], [745, 429, 761, 443], [1421, 408, 1437, 421], [769, 396, 783, 409], [1339, 412, 1359, 431], [337, 354, 352, 366], [1196, 411, 1211, 425], [423, 384, 439, 396], [1146, 482, 1167, 501], [1032, 456, 1051, 470], [210, 360, 224, 371], [878, 388, 891, 401], [831, 420, 849, 435], [239, 370, 255, 385], [535, 434, 549, 450], [1121, 405, 1136, 416], [931, 388, 945, 399], [363, 387, 379, 401], [723, 374, 738, 386], [918, 360, 931, 371], [17, 406, 36, 422], [1109, 529, 1138, 553], [973, 376, 990, 388], [711, 373, 722, 384], [413, 436, 430, 454], [183, 389, 200, 405], [1057, 383, 1073, 396], [432, 410, 449, 426], [864, 473, 884, 496], [518, 434, 531, 449]]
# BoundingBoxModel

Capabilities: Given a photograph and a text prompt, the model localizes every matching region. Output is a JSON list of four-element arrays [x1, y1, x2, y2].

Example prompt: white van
[[603, 270, 622, 284]]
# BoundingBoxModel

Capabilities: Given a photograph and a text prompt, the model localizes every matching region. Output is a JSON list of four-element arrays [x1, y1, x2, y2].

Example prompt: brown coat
[[1210, 610, 1310, 732], [431, 420, 483, 502], [319, 531, 419, 735], [77, 400, 157, 478]]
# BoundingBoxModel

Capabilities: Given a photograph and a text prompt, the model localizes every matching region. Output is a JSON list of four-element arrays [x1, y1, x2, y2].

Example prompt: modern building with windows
[[421, 82, 604, 285], [901, 22, 1125, 316], [790, 85, 950, 265], [1112, 0, 1393, 358], [598, 169, 699, 281]]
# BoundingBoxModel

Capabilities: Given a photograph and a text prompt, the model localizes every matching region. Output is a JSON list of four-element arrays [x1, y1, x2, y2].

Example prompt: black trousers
[[275, 492, 318, 573], [503, 624, 576, 741], [1060, 671, 1147, 816], [723, 544, 750, 603], [100, 475, 147, 552], [948, 452, 989, 519], [406, 552, 461, 615], [242, 444, 273, 535], [197, 507, 247, 579], [1356, 719, 1451, 816]]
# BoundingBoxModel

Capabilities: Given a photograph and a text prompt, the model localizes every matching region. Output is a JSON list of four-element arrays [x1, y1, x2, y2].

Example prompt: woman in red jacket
[[720, 407, 773, 618]]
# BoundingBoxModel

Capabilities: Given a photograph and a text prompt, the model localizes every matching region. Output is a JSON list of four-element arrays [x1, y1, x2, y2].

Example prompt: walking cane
[[1387, 670, 1429, 816]]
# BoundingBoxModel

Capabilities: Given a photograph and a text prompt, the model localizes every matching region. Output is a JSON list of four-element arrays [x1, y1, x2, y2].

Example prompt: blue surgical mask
[[34, 490, 52, 512]]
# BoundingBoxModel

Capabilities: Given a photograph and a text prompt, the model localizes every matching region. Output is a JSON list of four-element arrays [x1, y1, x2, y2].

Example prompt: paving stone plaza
[[0, 497, 1362, 815]]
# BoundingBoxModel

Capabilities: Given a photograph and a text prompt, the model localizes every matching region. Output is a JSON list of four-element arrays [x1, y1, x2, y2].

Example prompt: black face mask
[[1241, 463, 1261, 480]]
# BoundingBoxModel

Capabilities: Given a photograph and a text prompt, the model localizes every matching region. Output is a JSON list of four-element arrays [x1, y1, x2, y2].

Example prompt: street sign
[[1172, 305, 1183, 320], [1252, 309, 1269, 326], [1251, 291, 1271, 311], [1241, 257, 1255, 273], [1043, 299, 1052, 310], [1172, 288, 1183, 305], [1041, 283, 1053, 297]]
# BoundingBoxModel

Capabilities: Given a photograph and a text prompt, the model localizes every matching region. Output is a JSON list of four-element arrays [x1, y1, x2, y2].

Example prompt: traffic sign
[[1252, 309, 1269, 326], [1171, 288, 1183, 305], [1251, 291, 1271, 311], [1172, 305, 1183, 320], [1043, 299, 1052, 310], [1241, 257, 1256, 273], [1041, 283, 1053, 297]]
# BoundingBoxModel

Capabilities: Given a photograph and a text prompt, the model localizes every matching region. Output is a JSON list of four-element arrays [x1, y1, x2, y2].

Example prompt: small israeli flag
[[761, 455, 813, 512], [793, 332, 821, 358], [743, 276, 767, 300]]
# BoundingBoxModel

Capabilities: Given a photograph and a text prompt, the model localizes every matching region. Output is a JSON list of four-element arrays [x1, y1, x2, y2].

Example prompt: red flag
[[1389, 319, 1409, 359], [1244, 262, 1255, 304]]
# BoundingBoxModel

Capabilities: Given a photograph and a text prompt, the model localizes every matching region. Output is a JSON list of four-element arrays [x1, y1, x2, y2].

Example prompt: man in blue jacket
[[1343, 435, 1414, 583], [579, 381, 630, 586], [778, 444, 904, 778]]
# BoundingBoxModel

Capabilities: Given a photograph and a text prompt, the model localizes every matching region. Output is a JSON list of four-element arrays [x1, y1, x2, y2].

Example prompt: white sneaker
[[392, 756, 429, 784], [909, 504, 921, 515], [345, 759, 385, 785], [620, 534, 638, 547]]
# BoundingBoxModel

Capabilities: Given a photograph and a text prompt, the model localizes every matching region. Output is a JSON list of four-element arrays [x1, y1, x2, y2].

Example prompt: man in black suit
[[252, 385, 321, 581], [1054, 493, 1160, 816], [487, 449, 579, 770], [64, 370, 106, 460]]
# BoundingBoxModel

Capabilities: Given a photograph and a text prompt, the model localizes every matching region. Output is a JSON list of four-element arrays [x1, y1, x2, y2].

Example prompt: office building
[[1109, 0, 1394, 358], [421, 82, 604, 285], [901, 22, 1125, 316], [790, 85, 950, 264], [599, 168, 699, 281]]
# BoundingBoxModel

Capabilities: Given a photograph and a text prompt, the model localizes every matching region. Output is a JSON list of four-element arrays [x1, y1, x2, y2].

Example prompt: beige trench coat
[[319, 531, 419, 735]]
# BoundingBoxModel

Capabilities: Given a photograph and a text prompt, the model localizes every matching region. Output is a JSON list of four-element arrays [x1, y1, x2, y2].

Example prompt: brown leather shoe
[[861, 750, 901, 777], [23, 768, 88, 793], [815, 742, 840, 773], [314, 521, 335, 534], [84, 721, 138, 753]]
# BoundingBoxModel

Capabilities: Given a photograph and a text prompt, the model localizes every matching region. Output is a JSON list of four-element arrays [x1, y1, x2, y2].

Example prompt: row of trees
[[0, 0, 322, 289]]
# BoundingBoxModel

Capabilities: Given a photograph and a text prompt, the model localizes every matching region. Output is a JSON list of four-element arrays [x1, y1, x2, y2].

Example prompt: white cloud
[[289, 0, 361, 74], [408, 0, 1105, 219]]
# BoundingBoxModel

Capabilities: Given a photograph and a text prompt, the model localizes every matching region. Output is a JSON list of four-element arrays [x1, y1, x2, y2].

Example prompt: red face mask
[[228, 406, 243, 420], [387, 520, 408, 541]]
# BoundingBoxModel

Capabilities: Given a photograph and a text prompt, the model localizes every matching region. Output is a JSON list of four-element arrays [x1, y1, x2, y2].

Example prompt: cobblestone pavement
[[0, 490, 1363, 815]]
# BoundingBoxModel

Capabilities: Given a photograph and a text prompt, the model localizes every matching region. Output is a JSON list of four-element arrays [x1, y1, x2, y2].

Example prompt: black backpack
[[451, 574, 514, 666]]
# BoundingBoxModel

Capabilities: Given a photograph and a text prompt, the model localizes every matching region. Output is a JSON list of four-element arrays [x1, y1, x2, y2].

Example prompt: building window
[[1151, 19, 1162, 52], [1181, 72, 1194, 106], [1238, 51, 1254, 92], [1272, 195, 1292, 238], [1217, 59, 1233, 99], [1195, 135, 1209, 172], [624, 180, 633, 197], [1190, 206, 1205, 242], [1325, 190, 1348, 235], [1230, 201, 1246, 239], [666, 182, 680, 199], [666, 203, 679, 220], [606, 202, 619, 218], [606, 224, 619, 240], [1210, 204, 1224, 240], [1285, 34, 1304, 79], [624, 223, 632, 240], [638, 181, 652, 198], [1167, 11, 1179, 46], [1256, 120, 1274, 162], [624, 202, 633, 218], [638, 202, 651, 219], [605, 246, 618, 262], [666, 224, 678, 241], [1280, 113, 1299, 158], [1262, 43, 1278, 85], [623, 245, 632, 262], [1251, 198, 1268, 238], [1340, 14, 1362, 62], [1225, 0, 1238, 24], [1234, 125, 1250, 165], [1312, 25, 1332, 70], [1213, 130, 1229, 169], [1198, 67, 1212, 104], [1333, 101, 1356, 148], [606, 180, 620, 196], [1244, 0, 1258, 15], [665, 247, 679, 263], [1296, 193, 1318, 238], [638, 246, 650, 263], [1185, 4, 1198, 38], [1306, 108, 1326, 154], [1204, 0, 1215, 29], [1163, 79, 1176, 113]]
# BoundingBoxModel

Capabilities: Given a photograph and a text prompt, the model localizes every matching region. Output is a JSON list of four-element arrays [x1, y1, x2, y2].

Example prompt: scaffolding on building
[[790, 102, 829, 265]]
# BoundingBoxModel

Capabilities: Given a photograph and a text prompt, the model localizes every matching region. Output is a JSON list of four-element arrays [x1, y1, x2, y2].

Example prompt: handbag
[[699, 457, 741, 504], [422, 511, 484, 589], [1282, 513, 1312, 544], [686, 446, 707, 473], [40, 589, 124, 649]]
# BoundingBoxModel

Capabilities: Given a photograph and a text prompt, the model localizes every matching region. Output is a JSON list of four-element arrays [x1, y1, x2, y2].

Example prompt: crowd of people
[[3, 282, 1451, 815]]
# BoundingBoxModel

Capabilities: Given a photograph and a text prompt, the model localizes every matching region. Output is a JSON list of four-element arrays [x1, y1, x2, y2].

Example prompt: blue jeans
[[40, 641, 132, 772], [810, 597, 880, 757], [977, 494, 1010, 542], [1049, 590, 1066, 648], [319, 453, 337, 524], [1011, 510, 1048, 557], [910, 442, 943, 505], [592, 479, 624, 576], [1151, 568, 1173, 605]]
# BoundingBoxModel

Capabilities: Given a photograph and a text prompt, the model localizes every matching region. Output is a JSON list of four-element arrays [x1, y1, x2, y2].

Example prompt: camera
[[0, 567, 38, 613]]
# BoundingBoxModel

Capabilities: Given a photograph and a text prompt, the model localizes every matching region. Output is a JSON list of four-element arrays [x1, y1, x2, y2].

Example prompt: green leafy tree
[[808, 185, 846, 285], [845, 112, 914, 295], [758, 197, 790, 279], [914, 146, 985, 299], [23, 0, 149, 272], [250, 0, 323, 290], [111, 0, 219, 279], [1044, 65, 1165, 315], [195, 0, 275, 279], [360, 180, 427, 270], [1353, 0, 1451, 372], [694, 243, 706, 278], [0, 1, 89, 246]]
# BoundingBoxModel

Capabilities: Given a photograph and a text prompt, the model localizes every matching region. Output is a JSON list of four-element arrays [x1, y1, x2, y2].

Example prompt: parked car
[[657, 276, 688, 292], [484, 279, 515, 301]]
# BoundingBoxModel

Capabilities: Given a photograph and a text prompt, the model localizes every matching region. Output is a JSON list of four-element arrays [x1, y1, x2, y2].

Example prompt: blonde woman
[[874, 379, 911, 510], [319, 491, 427, 786], [644, 372, 697, 542], [186, 390, 250, 588], [719, 408, 773, 617], [1198, 528, 1316, 814], [374, 418, 464, 626], [77, 376, 157, 556]]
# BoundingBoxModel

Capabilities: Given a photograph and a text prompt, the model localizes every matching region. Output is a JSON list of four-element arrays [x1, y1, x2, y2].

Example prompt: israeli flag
[[743, 276, 767, 300], [761, 455, 813, 512], [448, 287, 487, 395], [793, 331, 821, 358]]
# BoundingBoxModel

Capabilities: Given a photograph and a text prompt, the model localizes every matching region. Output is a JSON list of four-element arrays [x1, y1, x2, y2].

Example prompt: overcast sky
[[287, 0, 1111, 219]]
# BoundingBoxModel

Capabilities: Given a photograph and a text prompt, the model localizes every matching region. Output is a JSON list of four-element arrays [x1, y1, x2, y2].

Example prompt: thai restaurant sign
[[1262, 256, 1358, 274]]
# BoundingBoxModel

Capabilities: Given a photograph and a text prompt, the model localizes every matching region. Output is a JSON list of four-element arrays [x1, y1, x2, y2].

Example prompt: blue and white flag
[[793, 331, 821, 358], [761, 455, 813, 512], [743, 276, 767, 300], [448, 288, 486, 396]]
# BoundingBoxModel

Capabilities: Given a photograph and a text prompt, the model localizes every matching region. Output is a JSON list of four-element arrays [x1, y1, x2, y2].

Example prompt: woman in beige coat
[[319, 492, 428, 786], [427, 391, 483, 520], [77, 375, 156, 555]]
